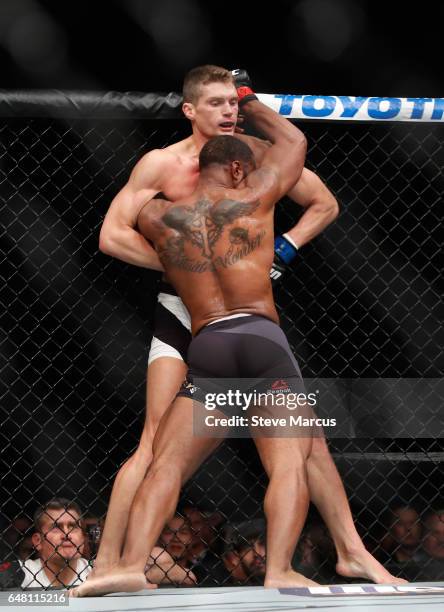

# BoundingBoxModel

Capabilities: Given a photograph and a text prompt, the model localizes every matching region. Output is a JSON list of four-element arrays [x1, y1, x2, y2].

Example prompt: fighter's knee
[[146, 458, 182, 486], [133, 416, 165, 459], [309, 435, 329, 456], [269, 462, 306, 485], [136, 430, 156, 460], [292, 462, 309, 481]]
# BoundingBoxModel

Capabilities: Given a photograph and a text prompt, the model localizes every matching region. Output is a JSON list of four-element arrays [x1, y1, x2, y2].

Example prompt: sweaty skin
[[138, 186, 276, 335], [98, 130, 314, 271], [134, 95, 309, 335], [88, 77, 404, 591]]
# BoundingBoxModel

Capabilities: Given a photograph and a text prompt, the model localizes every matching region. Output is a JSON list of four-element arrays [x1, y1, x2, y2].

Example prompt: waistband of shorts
[[206, 313, 252, 326], [158, 281, 177, 296], [197, 314, 274, 335]]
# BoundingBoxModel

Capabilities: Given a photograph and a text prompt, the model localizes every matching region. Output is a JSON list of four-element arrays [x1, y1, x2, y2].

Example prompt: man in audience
[[0, 519, 25, 588], [21, 498, 91, 588], [3, 516, 34, 562], [295, 520, 336, 582], [182, 506, 226, 585], [385, 505, 422, 564], [376, 504, 423, 581], [222, 520, 266, 586], [421, 509, 444, 580], [183, 506, 224, 565], [158, 514, 197, 585]]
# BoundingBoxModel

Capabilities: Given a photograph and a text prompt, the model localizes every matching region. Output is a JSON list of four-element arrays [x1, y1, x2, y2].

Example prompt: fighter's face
[[183, 82, 238, 138]]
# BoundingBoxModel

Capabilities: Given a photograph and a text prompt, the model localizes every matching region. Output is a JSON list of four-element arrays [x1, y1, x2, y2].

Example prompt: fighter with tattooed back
[[137, 129, 286, 335], [71, 89, 319, 596], [71, 69, 406, 598]]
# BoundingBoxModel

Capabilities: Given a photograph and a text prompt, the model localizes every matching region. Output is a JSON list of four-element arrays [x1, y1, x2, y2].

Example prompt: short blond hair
[[183, 65, 234, 103]]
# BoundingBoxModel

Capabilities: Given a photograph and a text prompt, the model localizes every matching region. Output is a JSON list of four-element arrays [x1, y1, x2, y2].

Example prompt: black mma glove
[[231, 68, 258, 106], [270, 256, 286, 285]]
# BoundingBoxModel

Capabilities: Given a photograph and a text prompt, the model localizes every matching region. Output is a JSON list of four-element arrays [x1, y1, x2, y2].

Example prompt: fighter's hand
[[232, 69, 252, 89], [231, 68, 257, 105], [270, 235, 299, 286], [270, 256, 286, 285], [235, 114, 245, 133]]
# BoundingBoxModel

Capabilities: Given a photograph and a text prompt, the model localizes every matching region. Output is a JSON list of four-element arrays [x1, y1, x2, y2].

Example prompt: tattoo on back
[[158, 198, 265, 273]]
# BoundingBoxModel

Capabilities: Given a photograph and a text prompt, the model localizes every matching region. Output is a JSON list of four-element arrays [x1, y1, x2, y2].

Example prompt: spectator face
[[238, 539, 266, 579], [160, 516, 193, 562], [184, 508, 209, 544], [4, 517, 31, 546], [183, 507, 222, 551], [390, 507, 421, 548], [300, 524, 325, 566], [32, 508, 84, 563], [4, 517, 33, 560], [423, 513, 444, 560]]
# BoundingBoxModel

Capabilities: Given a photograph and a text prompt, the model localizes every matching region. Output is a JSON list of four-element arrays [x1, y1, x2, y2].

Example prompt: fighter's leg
[[253, 434, 317, 588], [306, 434, 406, 583], [71, 397, 223, 597], [93, 356, 187, 573], [253, 318, 405, 584]]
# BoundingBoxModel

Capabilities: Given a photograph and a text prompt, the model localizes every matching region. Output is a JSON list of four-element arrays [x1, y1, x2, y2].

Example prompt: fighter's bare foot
[[336, 549, 408, 584], [83, 564, 157, 590], [69, 569, 147, 597], [87, 564, 116, 579], [265, 570, 318, 588]]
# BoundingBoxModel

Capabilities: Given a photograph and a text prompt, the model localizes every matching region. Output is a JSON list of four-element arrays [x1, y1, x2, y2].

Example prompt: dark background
[[1, 0, 442, 96], [0, 0, 442, 583]]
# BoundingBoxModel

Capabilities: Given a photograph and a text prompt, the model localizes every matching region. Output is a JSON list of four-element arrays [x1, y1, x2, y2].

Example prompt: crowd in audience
[[1, 498, 443, 589], [376, 503, 444, 581]]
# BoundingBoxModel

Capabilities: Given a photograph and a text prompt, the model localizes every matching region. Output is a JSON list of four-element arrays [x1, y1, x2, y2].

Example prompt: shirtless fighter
[[72, 80, 404, 598], [92, 66, 402, 586], [72, 86, 323, 595]]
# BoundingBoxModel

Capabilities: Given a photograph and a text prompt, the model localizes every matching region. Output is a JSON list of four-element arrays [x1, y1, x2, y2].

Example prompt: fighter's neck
[[196, 168, 233, 191], [184, 128, 214, 156]]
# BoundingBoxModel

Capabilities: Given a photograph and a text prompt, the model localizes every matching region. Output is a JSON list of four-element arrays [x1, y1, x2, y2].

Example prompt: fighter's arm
[[238, 135, 339, 247], [283, 167, 339, 249], [236, 98, 307, 205], [98, 150, 169, 270]]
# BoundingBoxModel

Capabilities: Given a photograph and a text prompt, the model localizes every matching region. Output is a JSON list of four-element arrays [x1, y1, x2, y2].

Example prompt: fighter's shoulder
[[129, 147, 181, 189], [235, 166, 279, 203], [235, 133, 270, 147], [135, 147, 180, 172], [234, 134, 271, 162]]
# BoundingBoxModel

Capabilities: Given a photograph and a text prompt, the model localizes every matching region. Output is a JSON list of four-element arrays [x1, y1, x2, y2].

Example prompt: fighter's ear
[[231, 160, 244, 184], [182, 102, 195, 121]]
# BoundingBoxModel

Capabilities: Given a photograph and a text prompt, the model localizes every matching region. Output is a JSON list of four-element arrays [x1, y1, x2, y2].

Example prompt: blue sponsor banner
[[257, 94, 444, 122]]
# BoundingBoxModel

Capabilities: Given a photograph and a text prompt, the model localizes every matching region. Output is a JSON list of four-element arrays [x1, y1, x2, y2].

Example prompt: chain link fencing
[[0, 92, 442, 587]]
